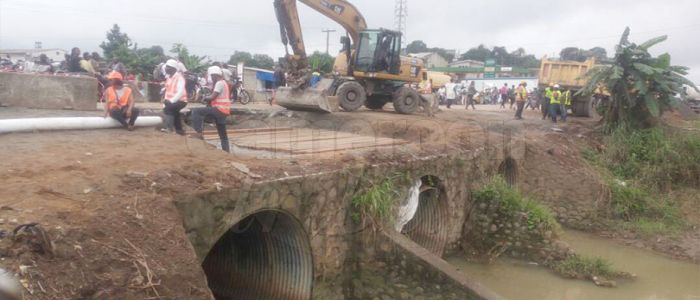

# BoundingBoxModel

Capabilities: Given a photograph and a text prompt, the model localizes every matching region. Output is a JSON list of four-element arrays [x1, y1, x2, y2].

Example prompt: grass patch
[[607, 178, 686, 235], [603, 127, 700, 191], [351, 175, 401, 224], [473, 176, 558, 233], [552, 255, 620, 279]]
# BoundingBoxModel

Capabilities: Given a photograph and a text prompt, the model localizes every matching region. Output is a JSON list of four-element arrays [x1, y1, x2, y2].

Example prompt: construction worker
[[514, 81, 528, 120], [466, 81, 477, 110], [191, 66, 231, 152], [103, 71, 139, 131], [542, 84, 553, 120], [562, 89, 572, 122], [550, 84, 563, 123], [419, 78, 435, 117], [162, 59, 188, 135]]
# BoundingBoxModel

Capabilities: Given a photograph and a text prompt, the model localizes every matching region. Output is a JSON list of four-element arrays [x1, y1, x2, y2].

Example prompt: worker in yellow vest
[[514, 81, 528, 120], [549, 84, 563, 123], [561, 89, 572, 122], [191, 66, 231, 152], [162, 59, 188, 135], [103, 71, 139, 130], [542, 83, 553, 120]]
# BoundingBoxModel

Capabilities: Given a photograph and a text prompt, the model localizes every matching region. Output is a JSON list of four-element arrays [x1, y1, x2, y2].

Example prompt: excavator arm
[[274, 0, 367, 88]]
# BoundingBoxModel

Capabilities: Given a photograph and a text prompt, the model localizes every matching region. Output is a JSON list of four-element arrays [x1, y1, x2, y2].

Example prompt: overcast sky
[[1, 0, 698, 83]]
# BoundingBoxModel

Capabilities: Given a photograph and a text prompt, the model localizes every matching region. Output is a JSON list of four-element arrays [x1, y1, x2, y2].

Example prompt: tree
[[100, 24, 133, 61], [580, 27, 697, 130], [228, 51, 254, 66], [132, 46, 166, 79], [406, 40, 428, 54], [308, 51, 334, 74], [251, 54, 275, 70], [459, 45, 540, 68], [587, 47, 608, 62], [228, 51, 275, 70], [170, 43, 209, 73], [560, 47, 587, 62], [459, 45, 492, 63]]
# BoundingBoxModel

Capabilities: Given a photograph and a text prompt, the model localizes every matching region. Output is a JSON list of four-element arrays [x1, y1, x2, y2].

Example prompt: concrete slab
[[0, 72, 98, 110]]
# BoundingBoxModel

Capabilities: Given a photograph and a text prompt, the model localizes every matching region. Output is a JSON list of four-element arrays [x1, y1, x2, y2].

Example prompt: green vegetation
[[580, 27, 696, 131], [552, 255, 621, 279], [351, 175, 401, 224], [583, 127, 697, 236], [473, 176, 558, 233]]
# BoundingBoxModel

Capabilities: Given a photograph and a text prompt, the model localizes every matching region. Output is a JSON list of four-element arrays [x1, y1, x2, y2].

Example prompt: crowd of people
[[434, 79, 573, 123]]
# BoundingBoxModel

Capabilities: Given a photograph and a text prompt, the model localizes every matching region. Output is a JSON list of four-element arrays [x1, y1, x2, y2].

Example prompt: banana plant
[[579, 27, 697, 131]]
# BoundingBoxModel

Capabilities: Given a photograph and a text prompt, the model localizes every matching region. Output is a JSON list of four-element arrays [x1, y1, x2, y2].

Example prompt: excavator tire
[[337, 81, 366, 112], [393, 87, 420, 115], [365, 95, 389, 110]]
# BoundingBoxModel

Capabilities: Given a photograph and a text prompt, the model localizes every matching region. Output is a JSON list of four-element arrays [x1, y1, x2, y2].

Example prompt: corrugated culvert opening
[[202, 210, 313, 300], [397, 175, 450, 256], [498, 157, 518, 187]]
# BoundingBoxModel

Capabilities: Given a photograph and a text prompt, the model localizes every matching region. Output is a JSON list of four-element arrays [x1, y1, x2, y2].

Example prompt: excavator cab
[[354, 29, 402, 75]]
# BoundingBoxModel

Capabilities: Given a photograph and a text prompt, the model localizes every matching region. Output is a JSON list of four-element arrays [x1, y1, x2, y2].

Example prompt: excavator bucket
[[275, 79, 338, 113]]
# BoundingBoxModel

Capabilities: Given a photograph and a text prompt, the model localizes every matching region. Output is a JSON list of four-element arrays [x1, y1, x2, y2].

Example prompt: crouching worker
[[103, 71, 139, 130], [191, 66, 231, 152]]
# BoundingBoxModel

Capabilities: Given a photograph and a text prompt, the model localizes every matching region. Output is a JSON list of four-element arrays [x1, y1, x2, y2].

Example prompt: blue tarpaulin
[[256, 71, 274, 82]]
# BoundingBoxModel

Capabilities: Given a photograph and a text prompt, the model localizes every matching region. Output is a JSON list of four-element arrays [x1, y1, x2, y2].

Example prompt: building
[[0, 48, 67, 63], [448, 59, 485, 69], [408, 52, 449, 69], [238, 66, 276, 103]]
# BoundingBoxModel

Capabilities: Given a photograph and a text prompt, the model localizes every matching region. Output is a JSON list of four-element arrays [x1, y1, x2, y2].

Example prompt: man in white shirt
[[445, 79, 458, 109], [162, 59, 188, 135], [190, 66, 231, 152]]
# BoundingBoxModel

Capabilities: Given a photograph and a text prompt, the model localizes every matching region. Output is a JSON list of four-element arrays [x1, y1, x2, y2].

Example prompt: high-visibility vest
[[516, 86, 528, 102], [105, 86, 132, 110], [164, 72, 188, 102], [550, 91, 562, 104], [211, 81, 231, 115], [564, 90, 572, 106], [545, 87, 553, 100]]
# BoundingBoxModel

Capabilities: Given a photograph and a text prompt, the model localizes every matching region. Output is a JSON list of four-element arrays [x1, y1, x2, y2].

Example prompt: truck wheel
[[337, 81, 366, 112], [365, 95, 389, 110], [393, 87, 420, 114]]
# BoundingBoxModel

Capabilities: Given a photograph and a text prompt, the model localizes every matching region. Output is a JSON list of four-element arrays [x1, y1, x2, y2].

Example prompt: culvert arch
[[201, 209, 313, 300], [396, 175, 450, 256], [498, 157, 518, 187]]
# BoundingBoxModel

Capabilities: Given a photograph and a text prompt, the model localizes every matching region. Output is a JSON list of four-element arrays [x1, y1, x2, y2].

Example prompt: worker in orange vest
[[191, 66, 231, 152], [162, 59, 188, 135], [103, 71, 139, 130]]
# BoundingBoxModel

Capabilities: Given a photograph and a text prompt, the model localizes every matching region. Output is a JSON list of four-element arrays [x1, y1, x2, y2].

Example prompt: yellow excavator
[[273, 0, 426, 114]]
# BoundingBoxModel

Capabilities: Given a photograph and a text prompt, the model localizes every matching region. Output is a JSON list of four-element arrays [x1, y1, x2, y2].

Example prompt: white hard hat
[[554, 84, 561, 89], [208, 66, 223, 76], [165, 59, 179, 69]]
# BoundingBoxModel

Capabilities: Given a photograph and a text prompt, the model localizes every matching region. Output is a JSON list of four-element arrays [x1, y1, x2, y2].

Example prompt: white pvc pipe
[[0, 116, 163, 134]]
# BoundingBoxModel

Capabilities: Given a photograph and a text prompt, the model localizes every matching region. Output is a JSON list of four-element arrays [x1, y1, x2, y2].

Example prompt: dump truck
[[538, 57, 603, 117], [273, 0, 426, 114]]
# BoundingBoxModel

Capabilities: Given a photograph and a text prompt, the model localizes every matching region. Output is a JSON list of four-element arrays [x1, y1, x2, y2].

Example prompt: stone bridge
[[174, 146, 524, 299]]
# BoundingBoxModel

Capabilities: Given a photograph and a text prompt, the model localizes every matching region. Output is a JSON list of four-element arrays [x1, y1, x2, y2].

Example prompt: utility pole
[[322, 29, 336, 55], [394, 0, 408, 48]]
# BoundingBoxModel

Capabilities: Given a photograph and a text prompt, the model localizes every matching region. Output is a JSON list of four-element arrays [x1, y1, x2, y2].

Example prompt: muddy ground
[[0, 104, 697, 299]]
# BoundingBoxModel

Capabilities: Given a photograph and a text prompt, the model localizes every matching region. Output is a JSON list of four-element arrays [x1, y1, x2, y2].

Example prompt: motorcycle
[[230, 78, 251, 105]]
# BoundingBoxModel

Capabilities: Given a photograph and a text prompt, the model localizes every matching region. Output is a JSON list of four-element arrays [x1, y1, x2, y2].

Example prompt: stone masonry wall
[[0, 72, 98, 110]]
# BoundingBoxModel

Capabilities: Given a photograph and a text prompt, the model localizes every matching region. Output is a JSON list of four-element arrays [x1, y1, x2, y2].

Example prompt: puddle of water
[[447, 230, 700, 300]]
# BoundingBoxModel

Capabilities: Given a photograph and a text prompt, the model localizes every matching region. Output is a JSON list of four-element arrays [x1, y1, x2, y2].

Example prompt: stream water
[[447, 230, 700, 300]]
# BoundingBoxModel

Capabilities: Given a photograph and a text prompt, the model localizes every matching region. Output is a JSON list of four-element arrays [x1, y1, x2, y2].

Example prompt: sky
[[1, 0, 699, 83]]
